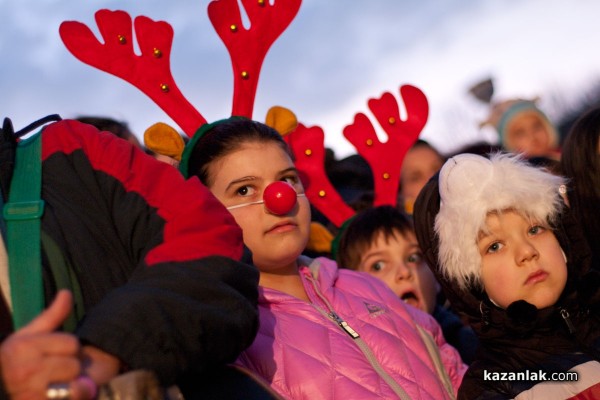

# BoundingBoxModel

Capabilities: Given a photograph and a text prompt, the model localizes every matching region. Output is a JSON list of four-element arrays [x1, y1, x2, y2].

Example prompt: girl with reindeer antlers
[[178, 91, 466, 399], [60, 1, 466, 398]]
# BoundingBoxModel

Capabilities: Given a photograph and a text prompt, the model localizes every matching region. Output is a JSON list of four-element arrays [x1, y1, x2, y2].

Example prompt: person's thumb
[[18, 290, 73, 335]]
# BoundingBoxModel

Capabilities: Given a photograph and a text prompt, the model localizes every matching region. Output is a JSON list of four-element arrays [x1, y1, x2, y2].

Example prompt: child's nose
[[516, 241, 540, 265], [395, 262, 413, 280], [263, 181, 298, 215]]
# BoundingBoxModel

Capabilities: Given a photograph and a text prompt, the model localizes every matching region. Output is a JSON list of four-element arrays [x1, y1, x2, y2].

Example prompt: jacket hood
[[413, 155, 599, 342]]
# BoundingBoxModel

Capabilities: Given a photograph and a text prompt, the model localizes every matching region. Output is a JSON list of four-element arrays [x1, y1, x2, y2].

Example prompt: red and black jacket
[[0, 118, 259, 390]]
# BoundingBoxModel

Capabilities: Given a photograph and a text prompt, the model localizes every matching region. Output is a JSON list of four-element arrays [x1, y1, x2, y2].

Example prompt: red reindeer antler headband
[[59, 0, 301, 137], [284, 85, 429, 228], [60, 1, 428, 233]]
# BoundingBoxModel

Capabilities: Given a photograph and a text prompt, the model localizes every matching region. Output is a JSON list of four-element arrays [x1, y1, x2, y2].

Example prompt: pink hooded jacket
[[236, 256, 467, 399]]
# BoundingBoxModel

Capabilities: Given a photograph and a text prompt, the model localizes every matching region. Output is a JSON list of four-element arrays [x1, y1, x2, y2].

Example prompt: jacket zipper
[[560, 308, 576, 334], [301, 270, 413, 400]]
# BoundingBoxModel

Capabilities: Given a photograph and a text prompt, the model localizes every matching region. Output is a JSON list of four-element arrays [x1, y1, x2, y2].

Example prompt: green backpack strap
[[3, 131, 44, 329], [41, 230, 85, 332]]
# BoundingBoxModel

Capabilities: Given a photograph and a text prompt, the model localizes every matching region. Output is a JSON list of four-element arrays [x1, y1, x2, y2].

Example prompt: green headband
[[330, 215, 357, 261], [179, 116, 248, 178]]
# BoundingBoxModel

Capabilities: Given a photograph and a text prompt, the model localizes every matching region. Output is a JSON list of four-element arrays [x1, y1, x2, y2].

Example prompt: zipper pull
[[329, 311, 360, 339], [560, 308, 576, 334]]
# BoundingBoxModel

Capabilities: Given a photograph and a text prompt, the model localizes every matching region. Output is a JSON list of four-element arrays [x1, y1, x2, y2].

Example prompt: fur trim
[[434, 153, 565, 290]]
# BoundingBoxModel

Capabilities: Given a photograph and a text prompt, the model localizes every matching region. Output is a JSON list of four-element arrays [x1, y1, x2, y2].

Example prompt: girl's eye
[[236, 185, 256, 197], [486, 242, 503, 254], [283, 176, 297, 185], [529, 225, 546, 235], [370, 261, 385, 273], [282, 175, 304, 193], [407, 252, 423, 264], [406, 172, 423, 184]]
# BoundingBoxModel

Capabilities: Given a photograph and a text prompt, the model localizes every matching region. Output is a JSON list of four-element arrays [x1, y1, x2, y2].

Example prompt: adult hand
[[81, 344, 121, 386], [0, 290, 95, 399]]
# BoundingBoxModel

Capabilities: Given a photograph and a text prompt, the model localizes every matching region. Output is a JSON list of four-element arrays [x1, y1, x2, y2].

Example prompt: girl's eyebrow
[[477, 233, 497, 252], [277, 167, 298, 176], [225, 168, 298, 191], [477, 230, 491, 241], [225, 176, 257, 191]]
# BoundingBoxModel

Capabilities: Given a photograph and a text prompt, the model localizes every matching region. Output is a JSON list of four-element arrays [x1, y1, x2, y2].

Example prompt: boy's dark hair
[[336, 205, 414, 270]]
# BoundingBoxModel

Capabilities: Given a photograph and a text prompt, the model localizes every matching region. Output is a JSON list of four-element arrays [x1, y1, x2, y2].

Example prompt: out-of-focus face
[[126, 134, 143, 149], [356, 230, 438, 314], [400, 145, 443, 214], [504, 111, 552, 157], [478, 210, 567, 309], [153, 153, 179, 168], [206, 141, 311, 273]]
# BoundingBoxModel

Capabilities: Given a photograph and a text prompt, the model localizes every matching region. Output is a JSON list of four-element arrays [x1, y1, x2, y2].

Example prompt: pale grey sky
[[2, 0, 600, 157]]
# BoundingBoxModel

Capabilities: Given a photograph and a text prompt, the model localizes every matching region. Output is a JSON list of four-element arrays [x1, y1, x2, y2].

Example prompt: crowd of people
[[0, 93, 598, 399], [1, 4, 600, 398]]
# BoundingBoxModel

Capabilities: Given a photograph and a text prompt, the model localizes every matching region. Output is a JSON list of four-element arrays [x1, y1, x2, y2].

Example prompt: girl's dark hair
[[560, 106, 600, 265], [336, 205, 414, 270], [186, 118, 292, 186], [412, 139, 445, 159]]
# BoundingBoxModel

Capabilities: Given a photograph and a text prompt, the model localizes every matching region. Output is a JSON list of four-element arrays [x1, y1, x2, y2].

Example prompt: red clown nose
[[263, 181, 298, 215]]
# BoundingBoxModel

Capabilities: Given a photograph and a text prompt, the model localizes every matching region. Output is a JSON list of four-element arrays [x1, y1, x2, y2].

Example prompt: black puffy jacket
[[0, 118, 259, 397], [413, 171, 600, 399]]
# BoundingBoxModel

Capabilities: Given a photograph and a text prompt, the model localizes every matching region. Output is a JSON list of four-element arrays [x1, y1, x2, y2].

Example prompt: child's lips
[[399, 290, 421, 310], [525, 270, 548, 285], [266, 220, 297, 234]]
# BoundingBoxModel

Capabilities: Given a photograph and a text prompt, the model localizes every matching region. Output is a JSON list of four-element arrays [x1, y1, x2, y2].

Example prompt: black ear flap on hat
[[413, 171, 441, 272], [413, 171, 486, 323]]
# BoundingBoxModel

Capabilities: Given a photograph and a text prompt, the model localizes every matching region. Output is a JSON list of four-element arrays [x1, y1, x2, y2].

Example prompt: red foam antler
[[344, 85, 428, 206], [285, 123, 355, 227], [60, 9, 206, 136], [284, 84, 428, 227], [208, 0, 301, 118]]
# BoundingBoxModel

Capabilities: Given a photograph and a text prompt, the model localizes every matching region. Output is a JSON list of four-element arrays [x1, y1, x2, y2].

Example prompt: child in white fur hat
[[413, 152, 600, 399]]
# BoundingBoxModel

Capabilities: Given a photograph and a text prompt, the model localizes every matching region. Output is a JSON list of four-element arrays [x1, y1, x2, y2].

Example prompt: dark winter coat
[[0, 118, 259, 397], [413, 172, 600, 399]]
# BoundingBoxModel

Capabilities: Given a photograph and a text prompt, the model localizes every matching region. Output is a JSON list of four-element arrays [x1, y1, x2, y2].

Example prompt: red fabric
[[41, 120, 243, 264], [567, 381, 600, 399]]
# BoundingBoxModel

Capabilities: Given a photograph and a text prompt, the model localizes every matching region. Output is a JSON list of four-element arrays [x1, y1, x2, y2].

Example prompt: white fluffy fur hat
[[434, 152, 566, 290]]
